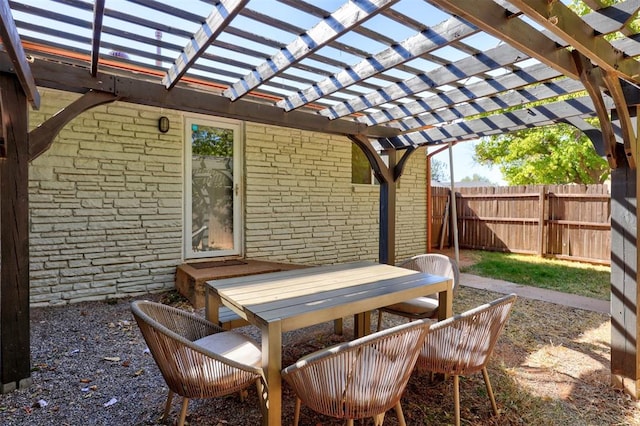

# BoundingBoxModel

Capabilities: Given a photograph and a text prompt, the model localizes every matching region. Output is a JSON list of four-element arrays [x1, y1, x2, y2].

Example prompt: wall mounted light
[[158, 116, 170, 133]]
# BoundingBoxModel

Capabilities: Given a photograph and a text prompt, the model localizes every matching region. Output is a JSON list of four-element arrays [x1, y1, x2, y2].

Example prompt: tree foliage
[[474, 124, 609, 185], [430, 158, 449, 182], [460, 173, 493, 184], [471, 1, 630, 186], [191, 125, 233, 157]]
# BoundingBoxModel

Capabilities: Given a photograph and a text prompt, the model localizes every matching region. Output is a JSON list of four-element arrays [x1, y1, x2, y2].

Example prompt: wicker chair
[[131, 300, 264, 426], [416, 293, 517, 426], [377, 253, 460, 331], [282, 318, 432, 426]]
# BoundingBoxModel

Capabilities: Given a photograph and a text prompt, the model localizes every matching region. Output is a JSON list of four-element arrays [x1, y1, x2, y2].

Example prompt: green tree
[[474, 124, 609, 185], [192, 125, 233, 157], [430, 158, 449, 182], [460, 173, 493, 184], [471, 0, 636, 186]]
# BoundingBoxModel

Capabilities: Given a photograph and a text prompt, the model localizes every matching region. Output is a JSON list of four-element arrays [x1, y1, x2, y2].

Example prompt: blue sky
[[429, 140, 507, 185]]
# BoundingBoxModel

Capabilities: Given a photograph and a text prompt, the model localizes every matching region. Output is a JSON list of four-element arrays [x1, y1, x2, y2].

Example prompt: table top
[[206, 261, 452, 333]]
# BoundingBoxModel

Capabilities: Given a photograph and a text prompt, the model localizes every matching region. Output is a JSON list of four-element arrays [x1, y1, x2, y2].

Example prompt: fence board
[[430, 184, 611, 264]]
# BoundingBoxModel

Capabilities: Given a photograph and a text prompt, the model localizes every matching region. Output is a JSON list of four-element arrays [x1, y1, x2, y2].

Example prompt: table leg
[[262, 321, 282, 426], [204, 286, 220, 324], [353, 311, 371, 338], [438, 279, 453, 320], [333, 318, 343, 335]]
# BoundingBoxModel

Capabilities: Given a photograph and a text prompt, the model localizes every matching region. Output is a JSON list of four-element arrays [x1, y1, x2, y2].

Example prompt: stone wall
[[26, 88, 427, 305], [29, 90, 184, 306], [244, 124, 427, 264]]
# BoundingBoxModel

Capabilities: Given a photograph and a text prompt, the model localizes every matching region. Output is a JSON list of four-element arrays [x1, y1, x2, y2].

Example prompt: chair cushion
[[384, 296, 438, 316], [194, 332, 262, 367]]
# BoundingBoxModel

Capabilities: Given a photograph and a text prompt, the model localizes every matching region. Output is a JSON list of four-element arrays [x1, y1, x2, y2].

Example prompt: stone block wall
[[26, 88, 427, 305], [244, 124, 427, 265], [396, 154, 428, 261], [29, 90, 184, 306]]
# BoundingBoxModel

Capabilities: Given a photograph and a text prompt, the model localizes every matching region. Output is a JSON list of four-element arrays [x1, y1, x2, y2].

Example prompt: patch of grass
[[460, 251, 611, 300]]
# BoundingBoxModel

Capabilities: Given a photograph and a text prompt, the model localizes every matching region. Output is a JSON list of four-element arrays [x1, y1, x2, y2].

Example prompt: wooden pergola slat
[[427, 0, 579, 80], [582, 1, 640, 34], [392, 78, 586, 131], [89, 0, 104, 77], [276, 15, 477, 111], [223, 0, 400, 101], [319, 42, 528, 120], [386, 95, 609, 147], [162, 0, 248, 89], [360, 63, 565, 127]]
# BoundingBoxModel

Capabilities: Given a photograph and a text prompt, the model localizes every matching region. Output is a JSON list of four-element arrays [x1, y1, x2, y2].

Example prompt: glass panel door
[[185, 116, 242, 259]]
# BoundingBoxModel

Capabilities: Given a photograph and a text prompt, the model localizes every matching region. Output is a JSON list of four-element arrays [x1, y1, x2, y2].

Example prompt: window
[[352, 144, 372, 184], [351, 144, 388, 184]]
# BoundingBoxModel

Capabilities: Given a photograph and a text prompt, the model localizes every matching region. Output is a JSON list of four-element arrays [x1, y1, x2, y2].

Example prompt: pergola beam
[[508, 0, 640, 84], [603, 70, 637, 168], [427, 0, 579, 80], [0, 0, 39, 109], [29, 90, 119, 161], [0, 73, 31, 393], [348, 134, 396, 265], [572, 50, 619, 168], [0, 52, 400, 139]]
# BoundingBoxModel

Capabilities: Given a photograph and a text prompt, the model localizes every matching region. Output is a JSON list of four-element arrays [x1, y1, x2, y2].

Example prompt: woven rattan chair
[[416, 293, 517, 426], [282, 318, 432, 426], [377, 253, 460, 331], [131, 300, 264, 426]]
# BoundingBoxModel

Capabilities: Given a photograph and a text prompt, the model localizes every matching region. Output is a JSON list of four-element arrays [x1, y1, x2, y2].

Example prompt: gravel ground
[[0, 285, 636, 425], [0, 292, 356, 426], [0, 293, 174, 426]]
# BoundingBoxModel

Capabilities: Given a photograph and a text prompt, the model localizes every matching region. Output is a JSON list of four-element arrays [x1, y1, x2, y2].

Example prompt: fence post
[[538, 186, 546, 256]]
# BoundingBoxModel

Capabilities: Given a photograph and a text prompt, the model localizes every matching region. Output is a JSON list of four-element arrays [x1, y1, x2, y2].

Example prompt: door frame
[[183, 114, 244, 260]]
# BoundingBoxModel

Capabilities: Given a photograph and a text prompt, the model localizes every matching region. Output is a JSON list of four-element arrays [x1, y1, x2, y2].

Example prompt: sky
[[428, 140, 507, 186]]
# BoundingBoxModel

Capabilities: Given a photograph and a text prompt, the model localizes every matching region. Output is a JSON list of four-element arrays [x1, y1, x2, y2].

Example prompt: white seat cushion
[[194, 332, 262, 367], [385, 296, 438, 316]]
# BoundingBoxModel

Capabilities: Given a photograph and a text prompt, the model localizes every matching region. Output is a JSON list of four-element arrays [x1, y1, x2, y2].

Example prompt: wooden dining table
[[204, 260, 453, 425]]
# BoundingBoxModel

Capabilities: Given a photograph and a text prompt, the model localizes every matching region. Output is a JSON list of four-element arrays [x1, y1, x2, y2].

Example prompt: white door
[[184, 116, 242, 259]]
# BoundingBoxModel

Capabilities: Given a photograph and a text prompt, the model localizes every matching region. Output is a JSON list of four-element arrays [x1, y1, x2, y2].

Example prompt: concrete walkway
[[461, 273, 610, 314]]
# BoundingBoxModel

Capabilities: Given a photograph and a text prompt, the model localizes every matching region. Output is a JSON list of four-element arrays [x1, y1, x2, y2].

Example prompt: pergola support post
[[379, 149, 397, 265], [0, 73, 31, 392], [610, 149, 640, 398]]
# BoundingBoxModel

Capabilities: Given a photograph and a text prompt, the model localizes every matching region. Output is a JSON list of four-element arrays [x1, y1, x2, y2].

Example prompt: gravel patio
[[0, 283, 636, 425]]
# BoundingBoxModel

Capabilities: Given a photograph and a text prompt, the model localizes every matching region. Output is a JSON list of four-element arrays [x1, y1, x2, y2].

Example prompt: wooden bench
[[218, 306, 249, 330]]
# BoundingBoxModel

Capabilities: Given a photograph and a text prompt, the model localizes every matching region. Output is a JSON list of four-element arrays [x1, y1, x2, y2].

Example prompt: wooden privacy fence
[[430, 184, 611, 265]]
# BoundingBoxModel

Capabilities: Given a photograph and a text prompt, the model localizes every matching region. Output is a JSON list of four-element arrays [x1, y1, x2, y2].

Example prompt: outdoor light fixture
[[158, 116, 170, 133]]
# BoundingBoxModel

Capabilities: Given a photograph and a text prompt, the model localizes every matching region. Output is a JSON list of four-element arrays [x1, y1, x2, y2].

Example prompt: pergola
[[1, 0, 640, 399]]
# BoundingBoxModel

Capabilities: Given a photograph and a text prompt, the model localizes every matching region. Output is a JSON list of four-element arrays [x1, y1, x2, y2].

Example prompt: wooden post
[[0, 73, 31, 392], [380, 149, 397, 265], [426, 155, 432, 252], [610, 153, 640, 397], [538, 186, 545, 256]]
